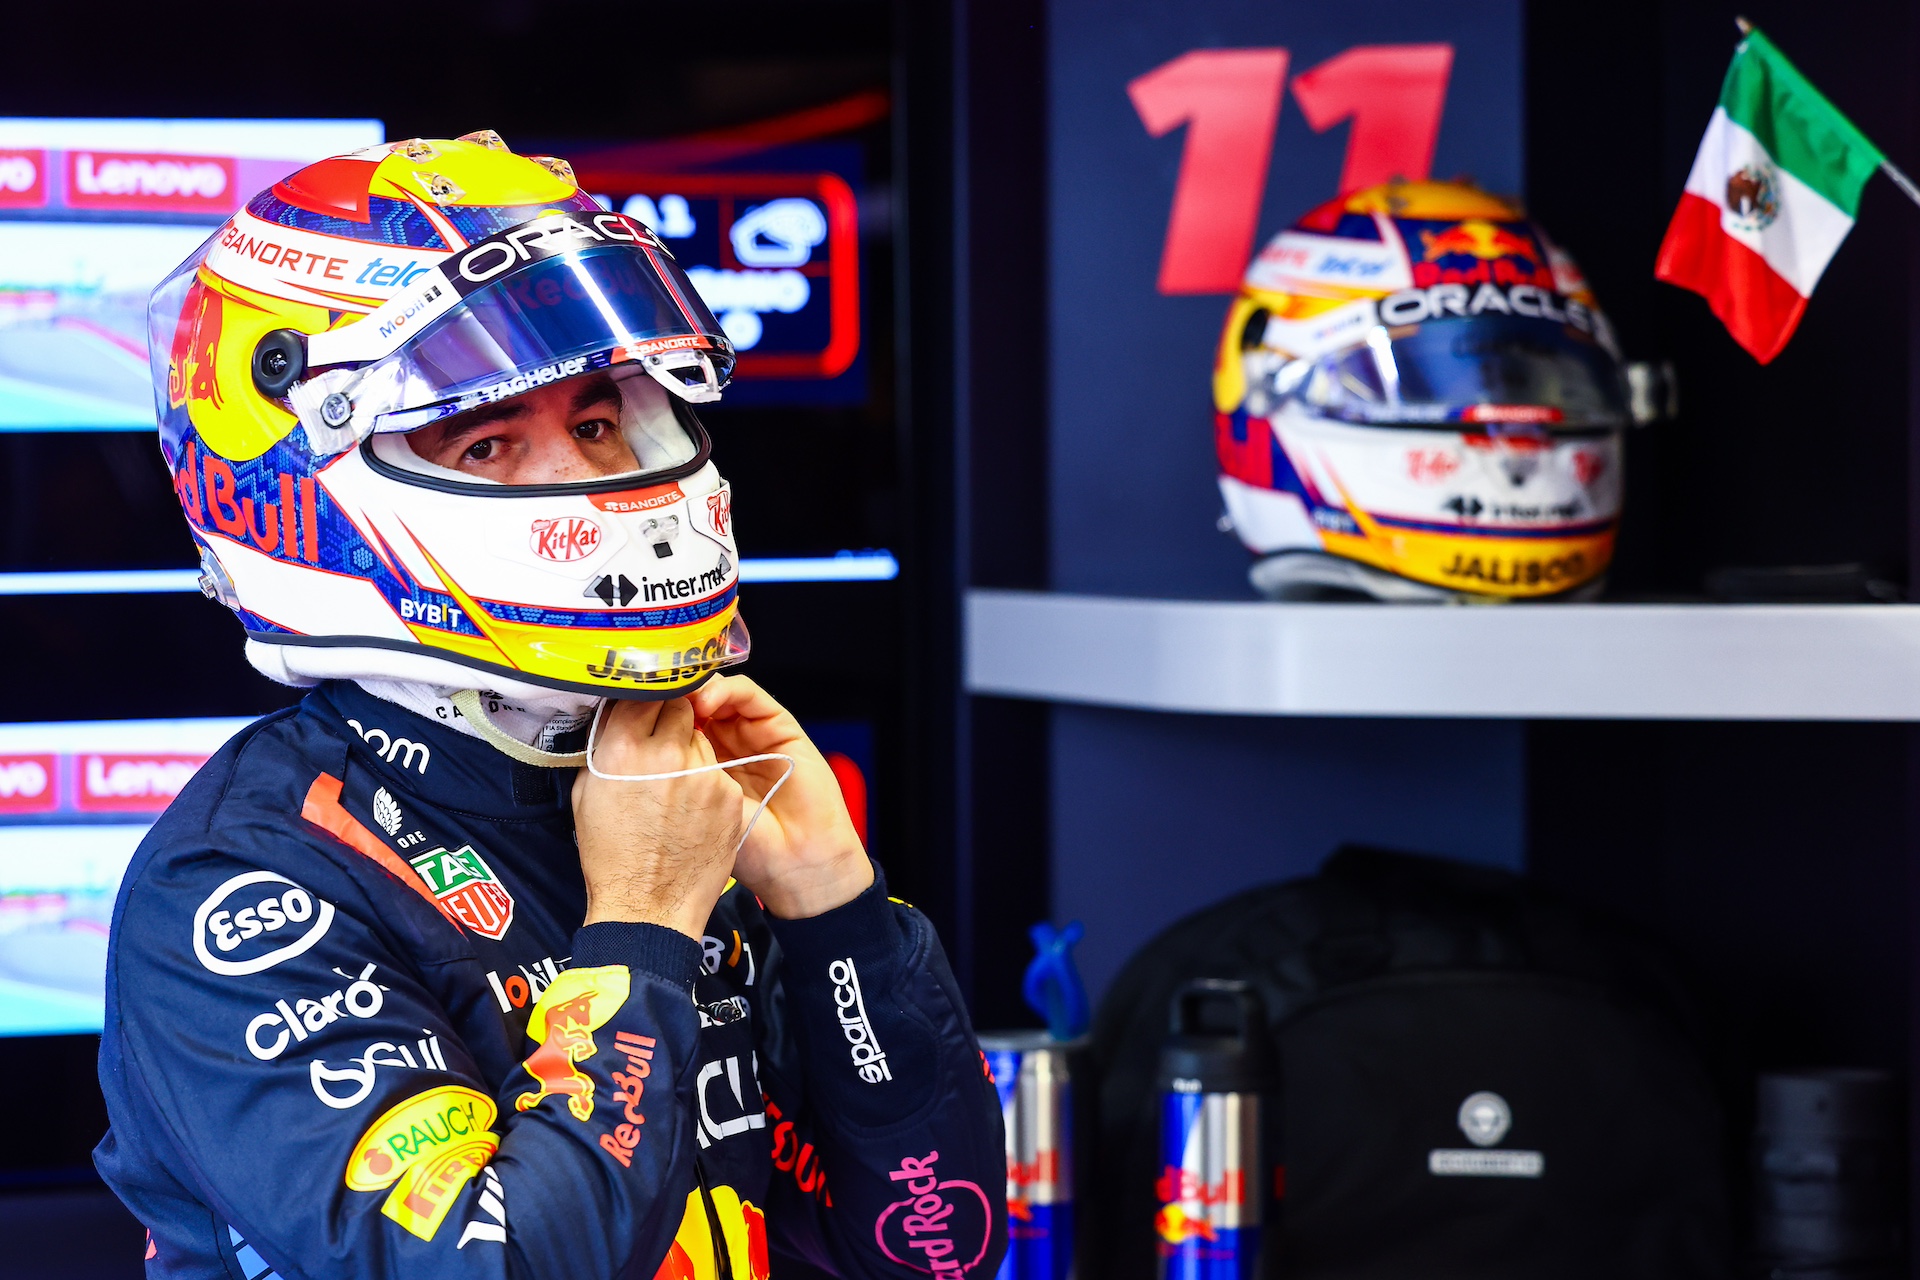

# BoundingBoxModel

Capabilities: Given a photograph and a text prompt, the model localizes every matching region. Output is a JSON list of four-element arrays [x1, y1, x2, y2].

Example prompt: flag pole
[[1733, 16, 1920, 212]]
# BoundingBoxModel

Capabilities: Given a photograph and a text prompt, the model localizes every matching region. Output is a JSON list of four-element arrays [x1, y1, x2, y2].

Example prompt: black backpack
[[1085, 846, 1731, 1280]]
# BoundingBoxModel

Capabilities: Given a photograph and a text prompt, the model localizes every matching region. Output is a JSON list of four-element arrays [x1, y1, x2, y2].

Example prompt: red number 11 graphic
[[1128, 43, 1454, 295]]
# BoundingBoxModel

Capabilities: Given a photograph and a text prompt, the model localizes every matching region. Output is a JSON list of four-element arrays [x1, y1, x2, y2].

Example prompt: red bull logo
[[513, 968, 629, 1122], [1420, 219, 1536, 262], [1154, 1202, 1218, 1245]]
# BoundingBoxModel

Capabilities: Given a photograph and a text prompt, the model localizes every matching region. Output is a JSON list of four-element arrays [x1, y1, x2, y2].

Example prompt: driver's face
[[405, 374, 638, 484]]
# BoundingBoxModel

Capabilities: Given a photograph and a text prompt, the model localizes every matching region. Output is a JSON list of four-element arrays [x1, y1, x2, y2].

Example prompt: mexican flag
[[1655, 27, 1884, 364]]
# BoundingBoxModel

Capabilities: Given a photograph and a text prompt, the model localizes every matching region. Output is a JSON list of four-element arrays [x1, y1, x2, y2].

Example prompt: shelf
[[965, 590, 1920, 721]]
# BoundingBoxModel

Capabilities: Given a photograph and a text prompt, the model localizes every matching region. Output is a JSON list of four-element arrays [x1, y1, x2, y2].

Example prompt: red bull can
[[980, 1032, 1075, 1280], [1155, 981, 1272, 1280]]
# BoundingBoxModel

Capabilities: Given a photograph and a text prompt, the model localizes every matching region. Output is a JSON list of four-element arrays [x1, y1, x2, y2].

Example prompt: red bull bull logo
[[1420, 219, 1537, 262], [513, 968, 629, 1123], [1409, 219, 1554, 289], [1154, 1203, 1218, 1245]]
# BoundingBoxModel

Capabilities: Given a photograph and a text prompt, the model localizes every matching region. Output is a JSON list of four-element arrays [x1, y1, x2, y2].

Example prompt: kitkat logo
[[78, 753, 208, 812], [67, 151, 235, 214], [530, 516, 602, 562], [0, 151, 47, 210], [0, 755, 56, 813]]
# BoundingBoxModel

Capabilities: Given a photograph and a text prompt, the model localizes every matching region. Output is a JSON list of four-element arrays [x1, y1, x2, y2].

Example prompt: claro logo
[[829, 957, 892, 1083], [192, 871, 336, 976], [67, 151, 236, 214]]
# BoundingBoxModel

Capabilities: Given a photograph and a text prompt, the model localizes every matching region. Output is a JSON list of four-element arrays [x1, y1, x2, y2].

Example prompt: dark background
[[2, 0, 1919, 1275]]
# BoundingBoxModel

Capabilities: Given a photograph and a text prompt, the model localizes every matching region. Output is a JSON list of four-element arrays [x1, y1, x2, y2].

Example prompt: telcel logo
[[192, 870, 336, 976]]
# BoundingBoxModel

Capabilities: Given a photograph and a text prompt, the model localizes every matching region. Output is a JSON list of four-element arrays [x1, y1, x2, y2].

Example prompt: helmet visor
[[1283, 313, 1629, 430], [294, 213, 734, 447]]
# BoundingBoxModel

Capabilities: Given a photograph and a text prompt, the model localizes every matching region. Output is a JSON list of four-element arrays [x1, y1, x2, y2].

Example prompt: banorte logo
[[530, 516, 602, 562], [0, 151, 46, 210], [874, 1151, 994, 1278], [67, 151, 236, 215]]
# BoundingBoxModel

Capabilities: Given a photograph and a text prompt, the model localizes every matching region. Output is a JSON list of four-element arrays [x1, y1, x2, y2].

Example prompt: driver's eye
[[464, 439, 496, 462], [574, 418, 614, 440]]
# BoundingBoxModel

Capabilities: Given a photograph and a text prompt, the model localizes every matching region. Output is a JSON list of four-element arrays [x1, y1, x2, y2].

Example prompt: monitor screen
[[0, 715, 251, 1035], [0, 118, 384, 432]]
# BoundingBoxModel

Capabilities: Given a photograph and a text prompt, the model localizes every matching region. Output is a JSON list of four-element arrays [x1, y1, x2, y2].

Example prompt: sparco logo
[[451, 212, 658, 287], [531, 516, 602, 562], [192, 871, 336, 976], [829, 957, 891, 1083]]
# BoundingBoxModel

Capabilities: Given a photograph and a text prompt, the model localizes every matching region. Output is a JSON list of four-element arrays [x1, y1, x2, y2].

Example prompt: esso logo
[[0, 150, 46, 209], [192, 871, 336, 976], [530, 516, 602, 562]]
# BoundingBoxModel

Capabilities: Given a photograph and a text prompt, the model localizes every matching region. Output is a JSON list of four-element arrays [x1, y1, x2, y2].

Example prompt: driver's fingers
[[652, 697, 696, 744]]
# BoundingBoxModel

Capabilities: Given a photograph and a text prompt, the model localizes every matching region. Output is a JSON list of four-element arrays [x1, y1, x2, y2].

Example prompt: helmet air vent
[[402, 139, 440, 162], [528, 156, 576, 185], [418, 173, 465, 204], [458, 129, 510, 151]]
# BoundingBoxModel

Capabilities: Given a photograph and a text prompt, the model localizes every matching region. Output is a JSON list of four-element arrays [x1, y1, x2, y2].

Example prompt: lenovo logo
[[67, 151, 235, 214], [0, 151, 46, 210], [0, 754, 55, 814], [78, 753, 208, 812]]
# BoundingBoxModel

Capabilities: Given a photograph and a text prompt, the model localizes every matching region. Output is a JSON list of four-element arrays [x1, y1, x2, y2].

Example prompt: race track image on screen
[[0, 717, 252, 1035], [0, 118, 382, 432]]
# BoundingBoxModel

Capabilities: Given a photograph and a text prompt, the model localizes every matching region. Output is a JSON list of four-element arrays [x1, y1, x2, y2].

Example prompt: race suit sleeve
[[109, 839, 705, 1280], [752, 869, 1008, 1280]]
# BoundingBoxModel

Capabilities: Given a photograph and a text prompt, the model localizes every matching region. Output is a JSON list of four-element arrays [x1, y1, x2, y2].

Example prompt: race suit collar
[[306, 680, 572, 820]]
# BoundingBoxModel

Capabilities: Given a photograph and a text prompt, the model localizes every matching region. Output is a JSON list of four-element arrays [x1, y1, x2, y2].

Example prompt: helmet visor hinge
[[252, 330, 308, 399]]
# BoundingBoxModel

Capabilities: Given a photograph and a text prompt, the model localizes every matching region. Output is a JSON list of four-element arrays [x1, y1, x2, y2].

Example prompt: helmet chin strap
[[448, 690, 589, 768]]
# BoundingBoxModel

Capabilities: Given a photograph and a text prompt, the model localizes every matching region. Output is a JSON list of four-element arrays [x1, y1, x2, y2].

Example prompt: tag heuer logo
[[408, 845, 514, 940]]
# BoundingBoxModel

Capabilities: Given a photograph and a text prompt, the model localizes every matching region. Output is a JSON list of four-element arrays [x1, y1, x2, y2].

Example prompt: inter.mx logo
[[409, 845, 515, 940]]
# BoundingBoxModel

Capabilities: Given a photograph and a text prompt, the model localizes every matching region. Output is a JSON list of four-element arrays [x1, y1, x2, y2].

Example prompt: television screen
[[0, 715, 251, 1035], [565, 141, 868, 407], [0, 119, 384, 432]]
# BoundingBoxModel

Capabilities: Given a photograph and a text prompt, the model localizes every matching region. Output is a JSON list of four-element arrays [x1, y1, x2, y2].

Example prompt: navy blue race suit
[[94, 681, 1006, 1280]]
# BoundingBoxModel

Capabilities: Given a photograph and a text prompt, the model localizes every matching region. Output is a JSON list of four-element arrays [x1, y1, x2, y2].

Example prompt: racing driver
[[94, 134, 1006, 1280]]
